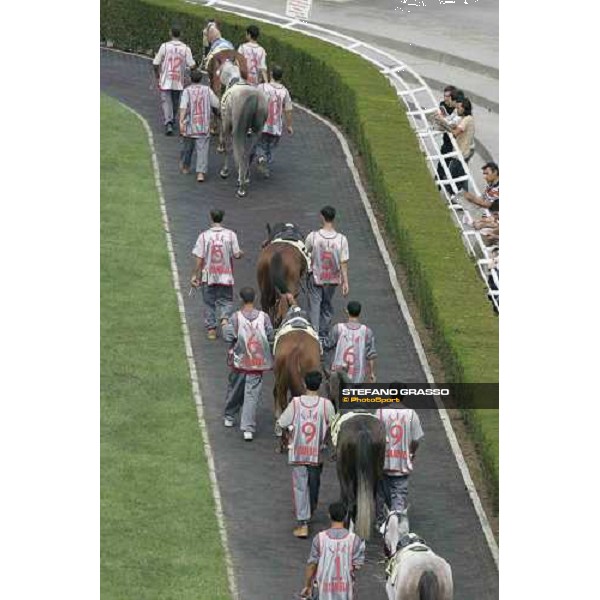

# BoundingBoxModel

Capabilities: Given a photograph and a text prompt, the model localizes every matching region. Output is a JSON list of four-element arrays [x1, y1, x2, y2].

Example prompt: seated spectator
[[464, 162, 499, 210], [473, 212, 499, 245]]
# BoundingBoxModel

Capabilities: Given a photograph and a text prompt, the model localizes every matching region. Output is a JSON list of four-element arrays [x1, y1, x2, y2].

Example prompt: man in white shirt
[[178, 69, 221, 182], [153, 26, 196, 136], [237, 25, 268, 85], [191, 210, 243, 340], [255, 65, 293, 178], [305, 206, 350, 346]]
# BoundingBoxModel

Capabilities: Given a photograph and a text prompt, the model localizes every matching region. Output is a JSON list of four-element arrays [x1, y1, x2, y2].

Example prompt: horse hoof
[[220, 168, 229, 179], [236, 188, 247, 198], [217, 144, 225, 154]]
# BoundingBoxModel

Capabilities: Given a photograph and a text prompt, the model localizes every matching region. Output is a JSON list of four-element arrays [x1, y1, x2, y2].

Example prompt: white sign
[[285, 0, 313, 21]]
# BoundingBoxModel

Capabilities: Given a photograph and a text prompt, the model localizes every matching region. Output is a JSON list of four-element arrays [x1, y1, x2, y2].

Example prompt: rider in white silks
[[277, 370, 335, 539], [301, 501, 366, 600]]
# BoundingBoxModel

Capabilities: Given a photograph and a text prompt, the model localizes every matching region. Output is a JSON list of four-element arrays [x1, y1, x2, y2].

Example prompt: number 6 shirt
[[258, 81, 292, 137], [279, 395, 335, 465], [376, 408, 424, 475]]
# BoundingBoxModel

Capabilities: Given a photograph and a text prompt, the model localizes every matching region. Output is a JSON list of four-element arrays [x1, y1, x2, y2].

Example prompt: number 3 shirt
[[278, 395, 335, 465], [377, 408, 424, 476], [258, 81, 292, 137]]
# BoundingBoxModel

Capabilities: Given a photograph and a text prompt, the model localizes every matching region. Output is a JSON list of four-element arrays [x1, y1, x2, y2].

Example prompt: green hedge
[[101, 0, 499, 503]]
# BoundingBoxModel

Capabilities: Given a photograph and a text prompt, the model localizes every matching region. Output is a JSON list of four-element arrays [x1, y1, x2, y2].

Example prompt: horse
[[272, 298, 322, 452], [218, 61, 268, 197], [381, 510, 454, 600], [327, 369, 386, 540], [257, 223, 308, 327], [201, 21, 248, 151]]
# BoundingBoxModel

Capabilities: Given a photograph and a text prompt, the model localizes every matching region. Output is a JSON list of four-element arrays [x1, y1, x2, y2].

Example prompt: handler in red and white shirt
[[277, 371, 335, 539], [255, 65, 293, 177], [328, 301, 377, 383], [191, 209, 243, 339], [153, 26, 195, 135], [375, 391, 424, 528], [237, 24, 268, 85], [306, 206, 350, 345], [178, 69, 220, 182]]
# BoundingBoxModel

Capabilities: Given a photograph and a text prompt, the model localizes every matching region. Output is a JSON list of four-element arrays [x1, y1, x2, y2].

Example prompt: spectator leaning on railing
[[464, 162, 499, 212]]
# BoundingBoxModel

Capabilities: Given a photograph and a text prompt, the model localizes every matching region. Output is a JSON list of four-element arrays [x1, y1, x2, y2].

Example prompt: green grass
[[101, 94, 231, 600]]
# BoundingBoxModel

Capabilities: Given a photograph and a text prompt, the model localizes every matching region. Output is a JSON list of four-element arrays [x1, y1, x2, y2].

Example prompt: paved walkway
[[101, 48, 498, 600]]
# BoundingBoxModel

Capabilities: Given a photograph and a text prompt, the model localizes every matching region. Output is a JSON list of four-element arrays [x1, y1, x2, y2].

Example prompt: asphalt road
[[101, 48, 498, 599]]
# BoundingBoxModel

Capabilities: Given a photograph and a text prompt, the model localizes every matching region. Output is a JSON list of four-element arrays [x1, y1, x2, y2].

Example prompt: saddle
[[385, 537, 431, 583], [268, 222, 305, 244], [273, 314, 319, 354]]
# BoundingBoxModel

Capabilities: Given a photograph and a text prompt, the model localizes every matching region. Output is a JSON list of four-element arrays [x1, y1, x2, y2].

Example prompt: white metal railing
[[192, 0, 498, 312]]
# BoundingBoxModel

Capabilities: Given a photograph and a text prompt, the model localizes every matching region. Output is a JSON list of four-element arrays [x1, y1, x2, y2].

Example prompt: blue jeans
[[255, 132, 280, 164], [202, 285, 234, 330]]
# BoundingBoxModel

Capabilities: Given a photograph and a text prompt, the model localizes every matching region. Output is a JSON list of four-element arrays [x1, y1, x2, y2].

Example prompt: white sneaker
[[224, 417, 234, 428], [243, 431, 254, 441]]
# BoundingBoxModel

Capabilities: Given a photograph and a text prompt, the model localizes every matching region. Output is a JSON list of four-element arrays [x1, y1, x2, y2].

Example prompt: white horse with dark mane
[[381, 509, 453, 600], [218, 61, 268, 197]]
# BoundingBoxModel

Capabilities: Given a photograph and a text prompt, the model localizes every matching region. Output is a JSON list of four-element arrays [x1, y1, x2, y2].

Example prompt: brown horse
[[327, 369, 386, 540], [257, 224, 308, 328], [272, 297, 321, 451]]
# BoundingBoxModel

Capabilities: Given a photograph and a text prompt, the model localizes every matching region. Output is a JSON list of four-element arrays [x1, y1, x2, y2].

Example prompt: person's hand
[[190, 276, 201, 288], [369, 373, 376, 383], [179, 124, 185, 136], [342, 281, 349, 296], [287, 125, 294, 136], [300, 587, 312, 599]]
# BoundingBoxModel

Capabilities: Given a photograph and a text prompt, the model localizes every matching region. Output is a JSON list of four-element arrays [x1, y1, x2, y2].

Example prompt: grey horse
[[382, 509, 454, 600], [218, 61, 268, 197]]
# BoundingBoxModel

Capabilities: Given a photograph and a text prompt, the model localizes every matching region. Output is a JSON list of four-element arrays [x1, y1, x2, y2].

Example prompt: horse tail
[[289, 345, 305, 397], [418, 570, 440, 600], [355, 426, 376, 540], [270, 250, 288, 294]]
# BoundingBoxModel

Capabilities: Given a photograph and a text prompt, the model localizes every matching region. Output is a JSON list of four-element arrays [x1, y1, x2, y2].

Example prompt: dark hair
[[320, 205, 336, 222], [459, 97, 472, 116], [246, 25, 260, 39], [347, 301, 361, 317], [210, 209, 224, 223], [271, 65, 284, 81], [482, 162, 499, 175], [443, 85, 456, 94], [489, 199, 499, 213], [171, 26, 181, 38], [190, 69, 203, 83], [450, 89, 464, 103], [305, 370, 323, 391], [329, 502, 347, 523], [239, 287, 256, 303]]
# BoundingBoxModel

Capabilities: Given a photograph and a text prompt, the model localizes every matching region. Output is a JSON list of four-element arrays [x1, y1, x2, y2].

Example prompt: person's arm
[[231, 232, 243, 259], [301, 564, 318, 598], [222, 314, 237, 344], [284, 91, 293, 134], [179, 90, 188, 135], [191, 234, 205, 286], [465, 194, 492, 209], [277, 400, 295, 429], [152, 44, 165, 81], [185, 46, 196, 69], [340, 235, 349, 296], [409, 411, 424, 460], [324, 324, 339, 352], [365, 329, 377, 382], [352, 537, 366, 570], [209, 89, 221, 112], [264, 314, 275, 344]]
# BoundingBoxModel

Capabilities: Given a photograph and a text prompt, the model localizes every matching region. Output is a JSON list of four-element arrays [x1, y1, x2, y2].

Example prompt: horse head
[[381, 508, 410, 558]]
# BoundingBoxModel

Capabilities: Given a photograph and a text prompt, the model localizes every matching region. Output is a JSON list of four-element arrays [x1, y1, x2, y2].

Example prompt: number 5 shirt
[[376, 408, 424, 476], [278, 395, 335, 465]]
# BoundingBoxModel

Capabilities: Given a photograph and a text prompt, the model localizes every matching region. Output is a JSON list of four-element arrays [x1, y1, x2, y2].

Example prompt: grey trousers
[[180, 135, 210, 173], [292, 464, 323, 523], [307, 277, 337, 342], [160, 89, 182, 125], [202, 285, 234, 330], [376, 474, 409, 527], [223, 370, 263, 433]]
